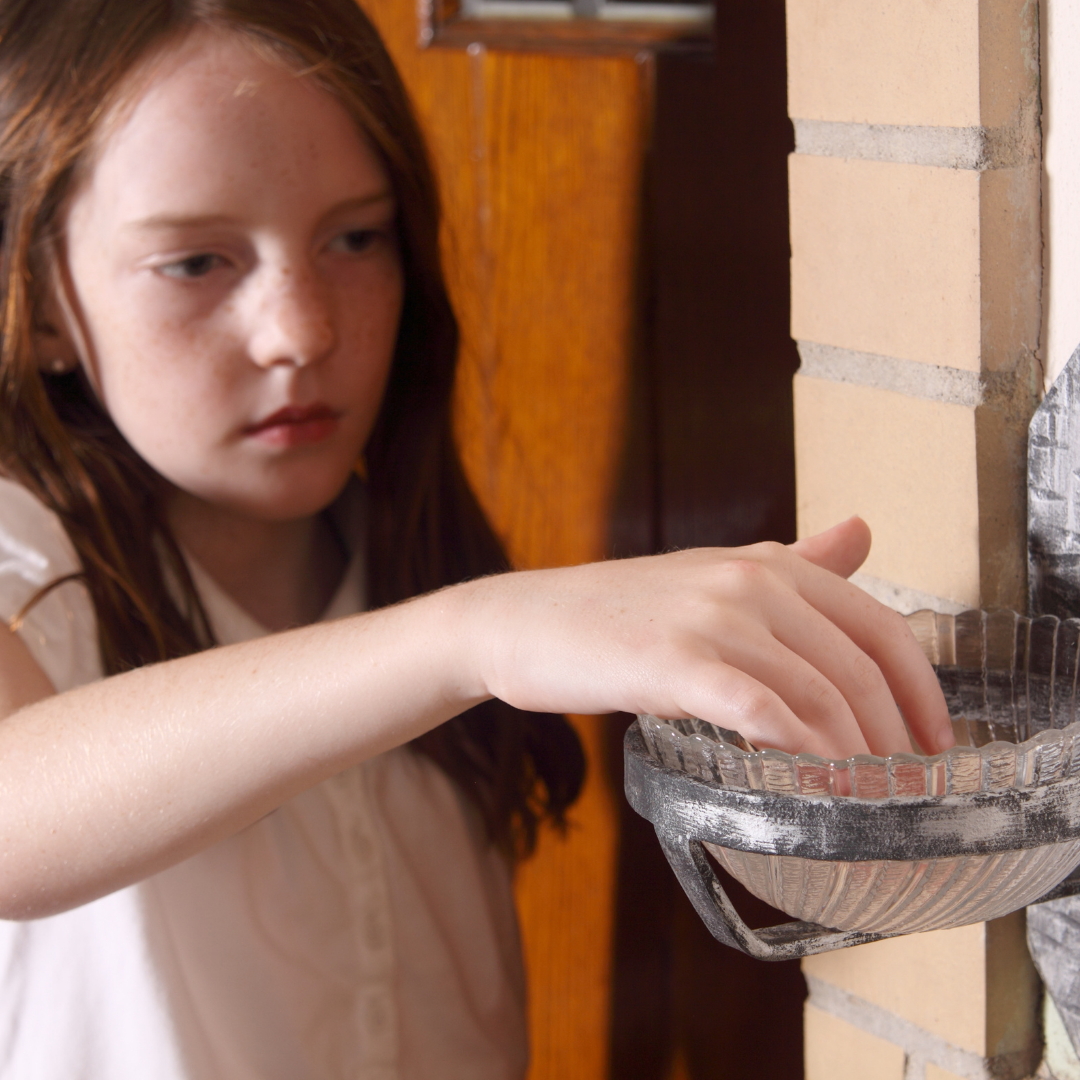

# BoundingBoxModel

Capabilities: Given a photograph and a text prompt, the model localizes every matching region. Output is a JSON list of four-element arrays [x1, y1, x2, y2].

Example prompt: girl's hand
[[466, 517, 952, 761]]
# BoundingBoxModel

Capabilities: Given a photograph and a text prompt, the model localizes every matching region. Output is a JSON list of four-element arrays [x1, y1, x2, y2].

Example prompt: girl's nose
[[247, 265, 336, 369]]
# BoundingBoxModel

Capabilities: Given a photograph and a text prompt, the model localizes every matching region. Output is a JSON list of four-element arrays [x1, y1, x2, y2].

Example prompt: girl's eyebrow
[[125, 212, 235, 232], [318, 192, 396, 225], [125, 192, 396, 233]]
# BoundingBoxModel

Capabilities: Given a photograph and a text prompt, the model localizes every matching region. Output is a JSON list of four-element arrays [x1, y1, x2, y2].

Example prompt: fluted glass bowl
[[638, 609, 1080, 934]]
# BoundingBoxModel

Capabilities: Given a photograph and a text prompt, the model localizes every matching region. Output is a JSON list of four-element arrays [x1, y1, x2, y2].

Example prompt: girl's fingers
[[674, 656, 865, 761], [759, 587, 913, 756], [678, 626, 871, 760], [781, 555, 953, 754], [694, 564, 907, 756]]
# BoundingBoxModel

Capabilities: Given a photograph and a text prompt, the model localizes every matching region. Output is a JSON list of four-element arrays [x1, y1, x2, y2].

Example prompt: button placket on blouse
[[324, 765, 398, 1075]]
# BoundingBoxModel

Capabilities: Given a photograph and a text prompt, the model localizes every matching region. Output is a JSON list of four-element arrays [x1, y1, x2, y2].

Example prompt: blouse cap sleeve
[[0, 477, 102, 692]]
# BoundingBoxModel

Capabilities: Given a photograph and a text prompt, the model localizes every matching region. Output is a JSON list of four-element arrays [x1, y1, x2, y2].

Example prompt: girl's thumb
[[788, 516, 872, 579]]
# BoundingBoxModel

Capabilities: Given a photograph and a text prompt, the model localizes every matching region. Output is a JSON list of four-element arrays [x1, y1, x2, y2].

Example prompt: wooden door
[[356, 3, 804, 1077], [358, 6, 649, 1077]]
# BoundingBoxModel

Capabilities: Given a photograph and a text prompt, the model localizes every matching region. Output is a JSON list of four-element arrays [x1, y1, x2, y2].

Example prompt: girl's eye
[[158, 253, 224, 280], [329, 229, 381, 255]]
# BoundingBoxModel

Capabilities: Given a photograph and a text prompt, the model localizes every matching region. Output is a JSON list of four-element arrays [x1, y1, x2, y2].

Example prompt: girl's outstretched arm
[[0, 517, 949, 920]]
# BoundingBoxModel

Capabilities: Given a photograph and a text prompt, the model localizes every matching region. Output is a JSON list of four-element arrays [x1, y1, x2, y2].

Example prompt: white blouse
[[0, 477, 528, 1080]]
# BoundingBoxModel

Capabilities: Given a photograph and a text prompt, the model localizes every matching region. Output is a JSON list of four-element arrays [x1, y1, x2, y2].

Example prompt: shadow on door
[[608, 5, 805, 1077]]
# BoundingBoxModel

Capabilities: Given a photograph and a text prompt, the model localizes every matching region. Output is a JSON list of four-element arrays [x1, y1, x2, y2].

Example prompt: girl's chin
[[167, 466, 358, 524]]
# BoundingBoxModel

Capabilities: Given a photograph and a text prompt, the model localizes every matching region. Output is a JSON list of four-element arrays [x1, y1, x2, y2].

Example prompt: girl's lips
[[244, 405, 340, 447]]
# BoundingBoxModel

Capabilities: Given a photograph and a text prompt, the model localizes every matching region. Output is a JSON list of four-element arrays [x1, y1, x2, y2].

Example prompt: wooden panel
[[456, 49, 647, 571], [429, 18, 711, 55], [358, 3, 649, 1077]]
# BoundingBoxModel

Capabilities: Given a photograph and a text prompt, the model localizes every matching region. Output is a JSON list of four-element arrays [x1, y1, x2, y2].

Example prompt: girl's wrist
[[408, 576, 497, 715]]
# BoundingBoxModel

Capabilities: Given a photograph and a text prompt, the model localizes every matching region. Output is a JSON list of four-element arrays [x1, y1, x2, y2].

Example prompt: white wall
[[1042, 0, 1080, 389]]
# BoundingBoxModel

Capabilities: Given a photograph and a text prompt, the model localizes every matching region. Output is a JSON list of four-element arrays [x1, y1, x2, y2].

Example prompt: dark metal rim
[[625, 723, 1080, 861]]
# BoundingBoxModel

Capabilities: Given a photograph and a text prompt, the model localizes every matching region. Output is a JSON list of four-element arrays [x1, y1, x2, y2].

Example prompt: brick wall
[[787, 1, 1045, 1077]]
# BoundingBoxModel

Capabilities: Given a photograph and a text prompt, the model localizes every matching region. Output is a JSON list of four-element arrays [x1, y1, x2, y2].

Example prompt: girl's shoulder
[[0, 475, 103, 692], [0, 474, 83, 581]]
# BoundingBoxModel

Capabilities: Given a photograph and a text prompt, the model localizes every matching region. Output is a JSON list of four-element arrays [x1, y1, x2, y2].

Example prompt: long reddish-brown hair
[[0, 0, 584, 857]]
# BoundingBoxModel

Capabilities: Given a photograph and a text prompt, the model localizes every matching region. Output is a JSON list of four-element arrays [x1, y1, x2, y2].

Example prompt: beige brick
[[804, 924, 986, 1054], [787, 0, 979, 127], [790, 155, 981, 372], [794, 376, 980, 608], [926, 1066, 967, 1080], [804, 1003, 906, 1080], [787, 0, 1037, 131]]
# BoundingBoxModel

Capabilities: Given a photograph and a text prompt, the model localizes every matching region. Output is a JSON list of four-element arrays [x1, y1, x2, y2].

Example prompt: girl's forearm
[[0, 582, 487, 920], [0, 523, 955, 920]]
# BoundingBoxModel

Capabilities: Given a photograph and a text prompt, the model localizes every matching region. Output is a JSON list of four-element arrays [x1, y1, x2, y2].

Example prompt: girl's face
[[58, 28, 404, 522]]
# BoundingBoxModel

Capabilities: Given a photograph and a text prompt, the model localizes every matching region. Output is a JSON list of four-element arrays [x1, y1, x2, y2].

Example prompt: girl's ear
[[35, 258, 87, 378], [33, 314, 80, 376]]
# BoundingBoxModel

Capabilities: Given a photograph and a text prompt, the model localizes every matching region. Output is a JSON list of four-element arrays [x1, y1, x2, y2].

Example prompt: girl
[[0, 0, 950, 1076]]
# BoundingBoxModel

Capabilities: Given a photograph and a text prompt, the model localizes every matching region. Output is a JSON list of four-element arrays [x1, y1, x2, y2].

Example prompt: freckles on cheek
[[97, 331, 232, 465]]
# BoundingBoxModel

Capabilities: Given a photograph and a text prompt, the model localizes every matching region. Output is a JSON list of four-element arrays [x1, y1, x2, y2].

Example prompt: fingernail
[[936, 728, 957, 753]]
